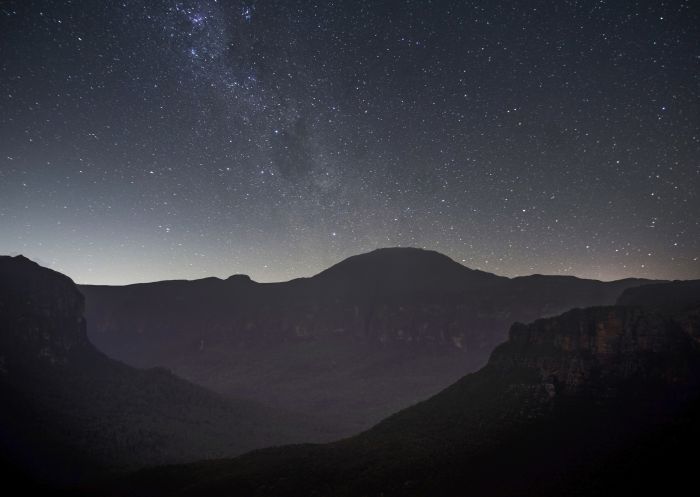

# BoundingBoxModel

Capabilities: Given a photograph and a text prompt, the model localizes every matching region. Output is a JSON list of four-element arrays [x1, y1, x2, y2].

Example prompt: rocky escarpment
[[488, 306, 699, 397], [0, 256, 91, 370], [108, 281, 700, 497]]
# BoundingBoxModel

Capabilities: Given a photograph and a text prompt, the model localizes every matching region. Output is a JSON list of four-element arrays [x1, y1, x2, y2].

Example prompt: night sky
[[1, 0, 698, 284]]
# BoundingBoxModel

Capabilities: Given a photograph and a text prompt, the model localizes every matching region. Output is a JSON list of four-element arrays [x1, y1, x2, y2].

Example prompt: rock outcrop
[[0, 256, 90, 369], [490, 306, 698, 396]]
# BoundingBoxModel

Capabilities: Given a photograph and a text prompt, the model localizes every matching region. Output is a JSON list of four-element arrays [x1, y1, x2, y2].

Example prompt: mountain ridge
[[73, 247, 665, 287]]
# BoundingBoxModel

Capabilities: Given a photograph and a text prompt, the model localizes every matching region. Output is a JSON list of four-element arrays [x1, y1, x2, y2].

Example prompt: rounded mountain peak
[[325, 246, 458, 269], [226, 273, 253, 284], [313, 247, 499, 293]]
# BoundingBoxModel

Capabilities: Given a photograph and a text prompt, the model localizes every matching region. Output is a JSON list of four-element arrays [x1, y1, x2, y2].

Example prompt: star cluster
[[0, 0, 698, 284]]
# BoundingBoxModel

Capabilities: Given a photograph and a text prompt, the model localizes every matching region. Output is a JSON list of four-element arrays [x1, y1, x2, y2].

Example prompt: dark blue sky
[[1, 0, 698, 284]]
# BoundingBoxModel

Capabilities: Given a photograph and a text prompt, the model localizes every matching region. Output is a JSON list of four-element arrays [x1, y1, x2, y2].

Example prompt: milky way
[[1, 0, 698, 284]]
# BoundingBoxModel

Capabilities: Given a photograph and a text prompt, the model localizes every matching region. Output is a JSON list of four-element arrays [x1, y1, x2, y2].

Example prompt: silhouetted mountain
[[81, 247, 654, 434], [0, 256, 333, 488], [107, 280, 700, 497], [311, 247, 500, 293]]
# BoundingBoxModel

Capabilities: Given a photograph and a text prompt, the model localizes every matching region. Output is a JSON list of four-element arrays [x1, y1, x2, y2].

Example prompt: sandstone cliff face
[[0, 256, 91, 370], [488, 305, 700, 398]]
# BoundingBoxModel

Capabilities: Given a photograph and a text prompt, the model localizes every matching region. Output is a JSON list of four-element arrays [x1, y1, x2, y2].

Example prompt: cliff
[[0, 255, 91, 370], [489, 305, 699, 395]]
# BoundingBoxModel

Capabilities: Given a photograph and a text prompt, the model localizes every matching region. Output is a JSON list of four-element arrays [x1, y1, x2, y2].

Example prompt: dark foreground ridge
[[106, 279, 700, 497], [80, 247, 654, 435], [0, 255, 333, 489]]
